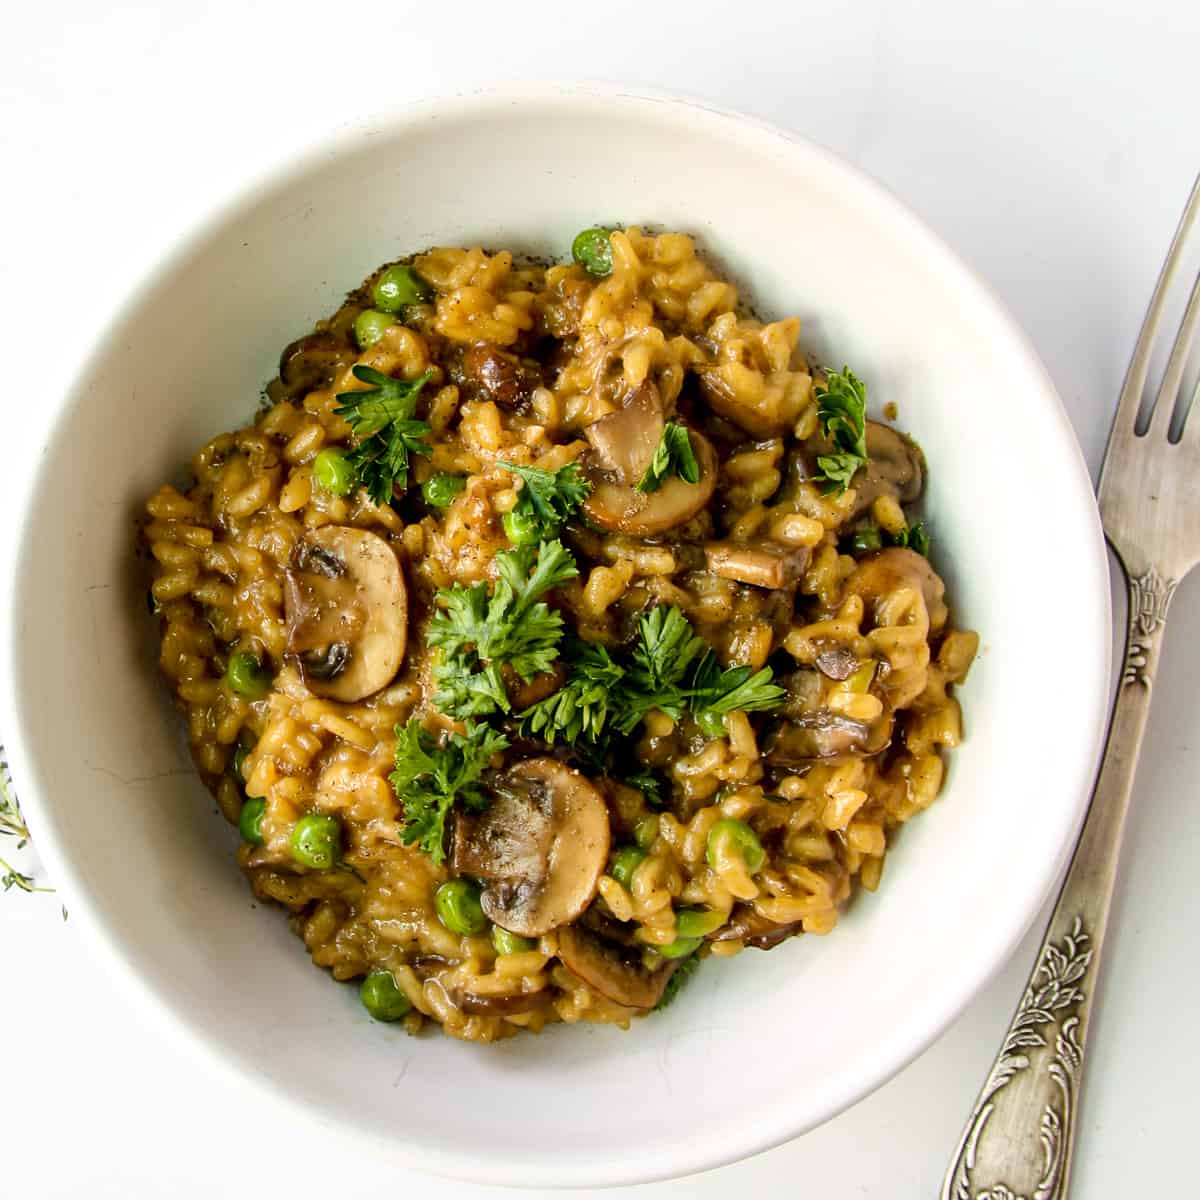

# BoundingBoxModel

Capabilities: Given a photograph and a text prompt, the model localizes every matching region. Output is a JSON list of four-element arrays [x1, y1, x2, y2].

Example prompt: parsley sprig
[[689, 655, 787, 738], [389, 719, 509, 865], [1, 757, 52, 896], [519, 638, 624, 745], [334, 365, 434, 505], [429, 539, 579, 719], [813, 367, 868, 495], [518, 604, 786, 749], [654, 950, 701, 1010], [497, 461, 592, 539], [637, 424, 700, 493], [893, 520, 931, 557]]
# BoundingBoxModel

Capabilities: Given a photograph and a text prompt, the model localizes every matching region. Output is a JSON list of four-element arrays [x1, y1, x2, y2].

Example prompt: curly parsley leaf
[[429, 539, 579, 718], [892, 520, 931, 557], [654, 951, 701, 1011], [389, 719, 509, 864], [334, 365, 434, 504], [519, 638, 625, 745], [690, 656, 787, 737], [624, 768, 666, 810], [637, 424, 700, 493], [497, 461, 592, 539], [813, 366, 868, 495], [614, 605, 711, 732]]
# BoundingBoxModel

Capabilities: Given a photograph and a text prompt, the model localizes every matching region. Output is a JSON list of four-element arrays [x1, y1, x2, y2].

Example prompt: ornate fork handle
[[942, 564, 1175, 1200]]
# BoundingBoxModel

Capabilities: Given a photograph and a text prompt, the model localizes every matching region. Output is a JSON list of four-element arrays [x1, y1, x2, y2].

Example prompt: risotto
[[143, 227, 978, 1042]]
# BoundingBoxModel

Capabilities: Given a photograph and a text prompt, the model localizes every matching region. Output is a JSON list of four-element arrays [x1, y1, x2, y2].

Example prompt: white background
[[2, 1, 1198, 1196]]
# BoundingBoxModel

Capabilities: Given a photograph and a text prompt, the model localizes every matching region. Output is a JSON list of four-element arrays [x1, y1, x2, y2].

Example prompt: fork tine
[[1148, 263, 1200, 440], [1113, 175, 1200, 439]]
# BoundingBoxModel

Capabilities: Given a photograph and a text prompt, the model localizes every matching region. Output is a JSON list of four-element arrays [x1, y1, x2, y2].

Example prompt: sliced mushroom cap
[[845, 421, 925, 517], [277, 330, 357, 402], [583, 427, 718, 536], [704, 541, 811, 590], [844, 546, 947, 632], [764, 709, 893, 763], [283, 526, 407, 702], [583, 383, 665, 487], [709, 904, 803, 950], [451, 985, 554, 1016], [451, 343, 543, 410], [813, 644, 859, 681], [452, 759, 610, 938], [557, 922, 678, 1010]]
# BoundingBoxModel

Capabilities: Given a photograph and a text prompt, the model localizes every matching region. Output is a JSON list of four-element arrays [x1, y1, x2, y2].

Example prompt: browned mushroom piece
[[583, 382, 665, 486], [764, 710, 892, 763], [452, 343, 543, 410], [277, 330, 357, 402], [844, 421, 925, 518], [556, 922, 678, 1010], [452, 759, 610, 938], [813, 644, 859, 681], [582, 424, 718, 536], [843, 546, 948, 632], [283, 526, 407, 702], [451, 986, 555, 1017], [709, 904, 804, 950], [704, 541, 811, 590]]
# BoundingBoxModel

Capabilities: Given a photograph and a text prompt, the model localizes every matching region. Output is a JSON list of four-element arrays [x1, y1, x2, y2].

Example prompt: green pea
[[372, 265, 430, 312], [609, 845, 646, 890], [657, 935, 703, 960], [633, 815, 659, 852], [238, 796, 266, 846], [422, 472, 466, 509], [696, 710, 727, 739], [705, 818, 765, 875], [353, 308, 395, 349], [491, 926, 535, 956], [851, 525, 883, 553], [502, 507, 541, 545], [571, 227, 614, 278], [289, 813, 342, 870], [225, 650, 271, 699], [312, 447, 356, 496], [360, 969, 413, 1021], [675, 907, 724, 938], [434, 879, 487, 935]]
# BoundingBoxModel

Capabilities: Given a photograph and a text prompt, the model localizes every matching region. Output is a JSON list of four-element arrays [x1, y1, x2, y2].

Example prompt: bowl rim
[[0, 82, 1113, 1188]]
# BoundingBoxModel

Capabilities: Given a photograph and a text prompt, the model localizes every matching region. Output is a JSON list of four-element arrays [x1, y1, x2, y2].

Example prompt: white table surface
[[2, 1, 1198, 1195]]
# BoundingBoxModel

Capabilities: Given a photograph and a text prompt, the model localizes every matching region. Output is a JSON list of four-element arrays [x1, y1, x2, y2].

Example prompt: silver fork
[[942, 176, 1200, 1200]]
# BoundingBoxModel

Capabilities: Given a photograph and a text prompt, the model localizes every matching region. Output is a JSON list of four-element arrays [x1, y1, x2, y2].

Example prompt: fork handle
[[941, 562, 1176, 1200]]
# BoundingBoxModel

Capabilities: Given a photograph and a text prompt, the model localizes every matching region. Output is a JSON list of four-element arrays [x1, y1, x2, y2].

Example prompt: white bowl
[[0, 87, 1110, 1187]]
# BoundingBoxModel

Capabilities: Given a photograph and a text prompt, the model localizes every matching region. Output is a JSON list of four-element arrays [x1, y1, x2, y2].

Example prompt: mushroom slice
[[583, 383, 665, 486], [451, 986, 554, 1017], [557, 922, 678, 1010], [844, 546, 948, 632], [704, 541, 810, 590], [283, 526, 407, 702], [277, 330, 356, 401], [453, 343, 544, 411], [764, 709, 893, 763], [582, 427, 718, 536], [846, 421, 925, 517], [452, 759, 610, 938], [709, 904, 803, 950], [813, 644, 859, 681]]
